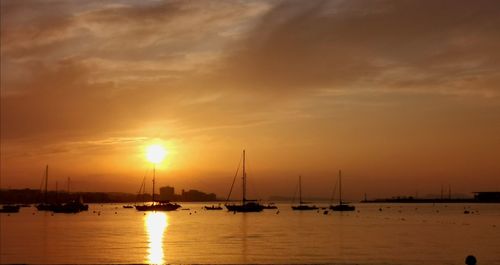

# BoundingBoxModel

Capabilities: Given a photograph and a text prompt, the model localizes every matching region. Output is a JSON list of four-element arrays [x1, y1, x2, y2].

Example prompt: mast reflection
[[145, 212, 168, 264]]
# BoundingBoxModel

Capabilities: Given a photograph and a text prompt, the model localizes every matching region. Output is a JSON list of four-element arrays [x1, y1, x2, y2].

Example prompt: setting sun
[[146, 145, 167, 164]]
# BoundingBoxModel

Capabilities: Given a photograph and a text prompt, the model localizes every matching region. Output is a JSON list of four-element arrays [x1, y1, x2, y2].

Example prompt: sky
[[1, 0, 500, 200]]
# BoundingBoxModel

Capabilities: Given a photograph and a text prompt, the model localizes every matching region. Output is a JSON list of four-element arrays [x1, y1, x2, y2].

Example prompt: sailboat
[[329, 170, 355, 211], [135, 165, 181, 211], [225, 150, 264, 212], [52, 178, 88, 213], [291, 175, 318, 211], [36, 165, 59, 211], [52, 196, 89, 213]]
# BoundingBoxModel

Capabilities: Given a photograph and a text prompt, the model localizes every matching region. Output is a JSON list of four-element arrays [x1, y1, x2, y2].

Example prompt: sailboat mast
[[152, 164, 156, 202], [44, 165, 49, 202], [299, 175, 302, 204], [339, 170, 342, 205], [242, 150, 246, 204]]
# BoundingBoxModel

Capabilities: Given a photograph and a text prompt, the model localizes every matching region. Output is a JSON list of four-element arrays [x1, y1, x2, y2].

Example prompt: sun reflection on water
[[145, 212, 168, 264]]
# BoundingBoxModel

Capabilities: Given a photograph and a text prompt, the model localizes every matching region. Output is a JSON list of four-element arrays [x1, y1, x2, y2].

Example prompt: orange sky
[[1, 0, 499, 200]]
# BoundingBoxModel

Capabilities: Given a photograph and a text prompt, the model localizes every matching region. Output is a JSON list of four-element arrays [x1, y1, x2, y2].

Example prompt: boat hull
[[135, 203, 181, 211], [291, 205, 319, 211], [0, 205, 20, 213], [204, 206, 223, 210], [225, 202, 264, 212], [36, 203, 58, 211], [330, 204, 355, 211], [52, 202, 89, 213]]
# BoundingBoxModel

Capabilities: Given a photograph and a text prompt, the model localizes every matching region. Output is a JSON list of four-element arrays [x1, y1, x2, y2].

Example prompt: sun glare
[[145, 212, 168, 264], [146, 144, 167, 164]]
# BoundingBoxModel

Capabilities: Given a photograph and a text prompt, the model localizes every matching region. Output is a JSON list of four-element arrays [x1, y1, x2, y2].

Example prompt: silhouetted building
[[473, 192, 500, 202], [180, 189, 217, 202], [160, 186, 175, 201]]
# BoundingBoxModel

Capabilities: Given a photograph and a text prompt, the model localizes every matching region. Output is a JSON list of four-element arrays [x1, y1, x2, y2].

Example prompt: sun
[[146, 145, 167, 164]]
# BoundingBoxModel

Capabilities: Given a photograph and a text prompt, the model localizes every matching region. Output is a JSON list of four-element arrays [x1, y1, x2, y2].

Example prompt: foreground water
[[1, 203, 499, 264]]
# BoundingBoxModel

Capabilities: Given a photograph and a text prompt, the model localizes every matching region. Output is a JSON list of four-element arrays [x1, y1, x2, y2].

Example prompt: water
[[1, 203, 499, 264]]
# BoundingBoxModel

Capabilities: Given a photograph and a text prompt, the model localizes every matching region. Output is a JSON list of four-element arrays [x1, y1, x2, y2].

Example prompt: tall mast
[[152, 164, 156, 203], [299, 175, 302, 204], [242, 150, 246, 204], [338, 170, 342, 205], [44, 165, 49, 203], [67, 177, 70, 193]]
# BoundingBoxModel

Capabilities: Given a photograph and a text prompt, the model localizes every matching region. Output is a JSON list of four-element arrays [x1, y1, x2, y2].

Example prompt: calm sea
[[1, 203, 499, 264]]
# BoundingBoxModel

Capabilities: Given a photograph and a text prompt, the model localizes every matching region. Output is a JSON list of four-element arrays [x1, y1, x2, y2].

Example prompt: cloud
[[214, 0, 500, 97], [1, 1, 500, 194]]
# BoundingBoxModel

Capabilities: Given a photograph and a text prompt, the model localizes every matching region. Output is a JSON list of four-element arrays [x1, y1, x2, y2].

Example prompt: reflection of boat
[[135, 165, 181, 212], [204, 204, 223, 210], [262, 203, 278, 209], [330, 170, 355, 211], [0, 205, 20, 213], [123, 205, 134, 209], [225, 150, 264, 212], [292, 175, 318, 211]]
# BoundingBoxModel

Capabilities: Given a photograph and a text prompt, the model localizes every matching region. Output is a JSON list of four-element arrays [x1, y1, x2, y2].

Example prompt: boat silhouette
[[52, 197, 89, 213], [225, 150, 264, 212], [291, 175, 319, 211], [204, 204, 223, 210], [330, 170, 355, 211], [0, 205, 20, 213], [36, 165, 59, 211], [135, 164, 181, 212]]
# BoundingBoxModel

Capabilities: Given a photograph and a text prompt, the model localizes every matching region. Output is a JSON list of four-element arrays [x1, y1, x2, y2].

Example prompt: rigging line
[[245, 154, 260, 200], [291, 177, 299, 204], [226, 152, 243, 202], [137, 168, 150, 195], [330, 175, 339, 204], [38, 169, 45, 191], [38, 168, 45, 202]]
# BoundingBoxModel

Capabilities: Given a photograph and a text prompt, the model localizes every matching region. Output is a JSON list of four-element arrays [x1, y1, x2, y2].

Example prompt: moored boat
[[291, 175, 318, 211], [135, 163, 182, 212], [224, 150, 264, 213], [37, 165, 56, 211], [329, 170, 355, 212], [204, 204, 223, 210], [0, 205, 20, 213], [135, 201, 181, 211], [52, 197, 89, 213]]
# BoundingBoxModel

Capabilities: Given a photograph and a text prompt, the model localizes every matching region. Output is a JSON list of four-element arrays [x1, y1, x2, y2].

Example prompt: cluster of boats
[[124, 150, 355, 213], [0, 200, 89, 214], [2, 151, 353, 214], [36, 199, 89, 213]]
